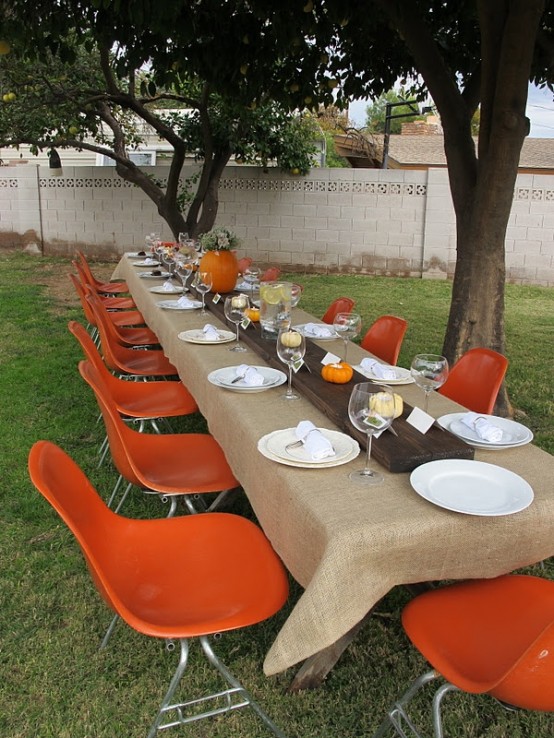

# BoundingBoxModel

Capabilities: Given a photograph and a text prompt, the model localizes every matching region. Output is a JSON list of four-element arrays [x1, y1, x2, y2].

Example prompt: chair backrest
[[360, 315, 408, 365], [77, 360, 143, 487], [69, 271, 99, 327], [438, 347, 508, 414], [260, 266, 281, 282], [75, 250, 101, 289], [84, 290, 138, 374], [68, 320, 121, 390], [321, 297, 355, 324], [236, 256, 253, 275]]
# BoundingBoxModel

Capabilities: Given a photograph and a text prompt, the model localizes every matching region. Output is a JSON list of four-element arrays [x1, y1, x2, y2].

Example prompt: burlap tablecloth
[[114, 256, 554, 676]]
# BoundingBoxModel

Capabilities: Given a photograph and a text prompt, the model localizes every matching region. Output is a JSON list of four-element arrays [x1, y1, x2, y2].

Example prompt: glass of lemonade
[[259, 281, 293, 340]]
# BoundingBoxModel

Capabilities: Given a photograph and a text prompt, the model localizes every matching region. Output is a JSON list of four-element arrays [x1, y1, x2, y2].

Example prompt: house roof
[[333, 132, 554, 172]]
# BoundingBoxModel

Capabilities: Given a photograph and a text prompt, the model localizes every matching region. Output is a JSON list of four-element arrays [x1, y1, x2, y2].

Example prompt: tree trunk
[[185, 148, 232, 237]]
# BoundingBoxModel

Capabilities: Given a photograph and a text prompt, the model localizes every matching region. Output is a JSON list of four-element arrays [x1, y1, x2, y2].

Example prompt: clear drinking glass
[[243, 265, 261, 291], [410, 353, 449, 412], [193, 270, 212, 314], [333, 312, 362, 363], [276, 328, 306, 400], [175, 259, 193, 293], [291, 283, 303, 308], [348, 382, 395, 485], [224, 294, 249, 352]]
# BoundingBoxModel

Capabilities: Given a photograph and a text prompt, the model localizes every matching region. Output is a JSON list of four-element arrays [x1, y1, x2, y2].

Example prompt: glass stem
[[424, 389, 430, 413], [287, 364, 293, 396], [344, 339, 348, 363], [364, 433, 373, 475], [235, 324, 240, 346]]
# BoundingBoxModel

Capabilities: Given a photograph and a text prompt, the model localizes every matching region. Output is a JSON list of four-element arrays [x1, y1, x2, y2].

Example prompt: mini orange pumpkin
[[321, 362, 354, 384]]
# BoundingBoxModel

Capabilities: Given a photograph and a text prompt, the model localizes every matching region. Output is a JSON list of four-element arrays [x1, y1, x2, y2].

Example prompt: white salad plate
[[292, 323, 339, 340], [156, 299, 202, 310], [178, 329, 236, 345], [207, 366, 286, 393], [258, 429, 360, 468], [353, 364, 415, 385], [410, 459, 534, 516], [139, 271, 171, 279], [133, 259, 160, 267], [149, 284, 183, 294], [437, 413, 533, 449]]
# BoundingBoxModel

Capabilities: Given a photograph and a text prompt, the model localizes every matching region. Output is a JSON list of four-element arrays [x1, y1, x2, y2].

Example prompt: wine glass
[[410, 353, 449, 412], [333, 312, 362, 363], [348, 382, 395, 485], [175, 258, 193, 293], [243, 265, 261, 291], [276, 328, 306, 400], [224, 295, 249, 352], [193, 270, 212, 314], [291, 283, 303, 308]]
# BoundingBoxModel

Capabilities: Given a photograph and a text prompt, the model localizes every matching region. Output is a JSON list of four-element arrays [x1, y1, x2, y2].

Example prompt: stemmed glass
[[193, 270, 212, 314], [224, 295, 249, 352], [276, 328, 306, 400], [348, 382, 396, 485], [410, 354, 449, 412], [243, 265, 261, 291], [291, 283, 303, 308], [175, 259, 193, 293], [333, 312, 362, 363]]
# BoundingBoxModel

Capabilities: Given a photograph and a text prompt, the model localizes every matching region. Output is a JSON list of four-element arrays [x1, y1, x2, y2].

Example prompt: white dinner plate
[[410, 459, 534, 516], [133, 259, 160, 267], [258, 430, 360, 469], [292, 323, 339, 340], [353, 364, 415, 385], [437, 413, 533, 449], [139, 271, 171, 279], [125, 251, 149, 259], [178, 329, 236, 345], [207, 366, 287, 393], [156, 298, 202, 310], [264, 427, 358, 465], [149, 283, 183, 294]]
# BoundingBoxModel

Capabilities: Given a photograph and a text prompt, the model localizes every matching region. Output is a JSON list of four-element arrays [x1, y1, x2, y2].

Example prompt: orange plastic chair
[[85, 288, 159, 348], [85, 293, 178, 379], [78, 359, 238, 515], [28, 441, 289, 738], [260, 266, 281, 282], [68, 321, 198, 432], [75, 249, 129, 294], [360, 315, 408, 366], [236, 256, 253, 275], [70, 267, 141, 318], [372, 575, 554, 738], [438, 347, 508, 414], [321, 297, 355, 324]]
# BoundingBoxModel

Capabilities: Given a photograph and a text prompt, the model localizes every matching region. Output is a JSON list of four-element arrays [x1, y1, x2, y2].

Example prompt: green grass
[[0, 251, 552, 738]]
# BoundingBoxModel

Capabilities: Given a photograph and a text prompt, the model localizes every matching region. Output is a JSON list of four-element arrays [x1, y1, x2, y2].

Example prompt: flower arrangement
[[199, 226, 240, 252]]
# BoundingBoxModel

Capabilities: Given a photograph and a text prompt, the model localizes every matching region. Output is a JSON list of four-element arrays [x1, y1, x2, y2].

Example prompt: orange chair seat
[[402, 574, 554, 710], [321, 297, 355, 324]]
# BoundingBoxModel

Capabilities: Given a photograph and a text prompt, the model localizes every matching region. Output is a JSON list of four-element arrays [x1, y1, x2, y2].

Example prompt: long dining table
[[113, 255, 554, 687]]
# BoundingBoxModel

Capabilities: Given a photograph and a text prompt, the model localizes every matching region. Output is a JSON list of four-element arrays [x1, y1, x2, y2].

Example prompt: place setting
[[354, 357, 415, 385], [178, 323, 236, 345], [292, 322, 339, 340], [139, 269, 171, 279], [156, 295, 203, 310], [436, 411, 534, 450], [207, 363, 287, 393], [258, 420, 360, 469], [149, 280, 183, 295]]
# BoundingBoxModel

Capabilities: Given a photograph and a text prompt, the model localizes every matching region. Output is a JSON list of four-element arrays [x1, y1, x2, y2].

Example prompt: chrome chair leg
[[113, 482, 132, 513], [432, 682, 460, 738], [99, 613, 120, 650], [147, 636, 288, 738], [372, 670, 439, 738]]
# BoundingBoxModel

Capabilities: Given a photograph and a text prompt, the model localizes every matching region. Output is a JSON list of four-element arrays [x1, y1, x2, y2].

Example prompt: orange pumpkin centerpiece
[[321, 362, 354, 384], [198, 226, 240, 293]]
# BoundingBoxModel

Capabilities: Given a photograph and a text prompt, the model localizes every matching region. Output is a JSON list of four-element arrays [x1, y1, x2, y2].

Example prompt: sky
[[347, 83, 554, 138]]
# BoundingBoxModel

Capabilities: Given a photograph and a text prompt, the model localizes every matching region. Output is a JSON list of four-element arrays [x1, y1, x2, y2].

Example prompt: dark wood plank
[[201, 290, 474, 473]]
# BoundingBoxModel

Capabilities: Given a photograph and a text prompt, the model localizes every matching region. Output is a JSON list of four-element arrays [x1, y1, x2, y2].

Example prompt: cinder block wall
[[1, 164, 553, 286]]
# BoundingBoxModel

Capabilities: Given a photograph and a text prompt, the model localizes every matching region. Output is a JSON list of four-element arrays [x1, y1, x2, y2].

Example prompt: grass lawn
[[0, 250, 552, 738]]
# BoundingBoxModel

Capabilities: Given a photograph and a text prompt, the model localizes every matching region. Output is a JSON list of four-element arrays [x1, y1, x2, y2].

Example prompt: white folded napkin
[[203, 323, 220, 340], [235, 364, 265, 386], [143, 257, 158, 265], [175, 296, 202, 309], [360, 358, 397, 380], [304, 323, 335, 338], [235, 280, 252, 291], [162, 279, 178, 292], [460, 412, 504, 443], [295, 420, 336, 460]]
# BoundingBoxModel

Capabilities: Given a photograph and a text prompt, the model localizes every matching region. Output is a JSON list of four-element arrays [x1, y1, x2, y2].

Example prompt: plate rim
[[437, 413, 533, 447], [156, 298, 202, 310], [133, 259, 160, 266], [178, 328, 236, 344], [264, 427, 357, 464], [410, 458, 534, 516], [149, 284, 183, 294], [353, 363, 414, 385], [258, 431, 360, 468], [207, 365, 287, 391]]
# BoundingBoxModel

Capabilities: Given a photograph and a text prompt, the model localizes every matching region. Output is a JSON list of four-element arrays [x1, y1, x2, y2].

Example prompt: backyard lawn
[[0, 250, 552, 738]]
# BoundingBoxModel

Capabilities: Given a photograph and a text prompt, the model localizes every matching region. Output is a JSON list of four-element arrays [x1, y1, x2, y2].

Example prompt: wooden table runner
[[201, 289, 474, 473]]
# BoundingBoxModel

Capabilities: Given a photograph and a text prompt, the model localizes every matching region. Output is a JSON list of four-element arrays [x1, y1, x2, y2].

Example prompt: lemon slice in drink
[[260, 283, 284, 305]]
